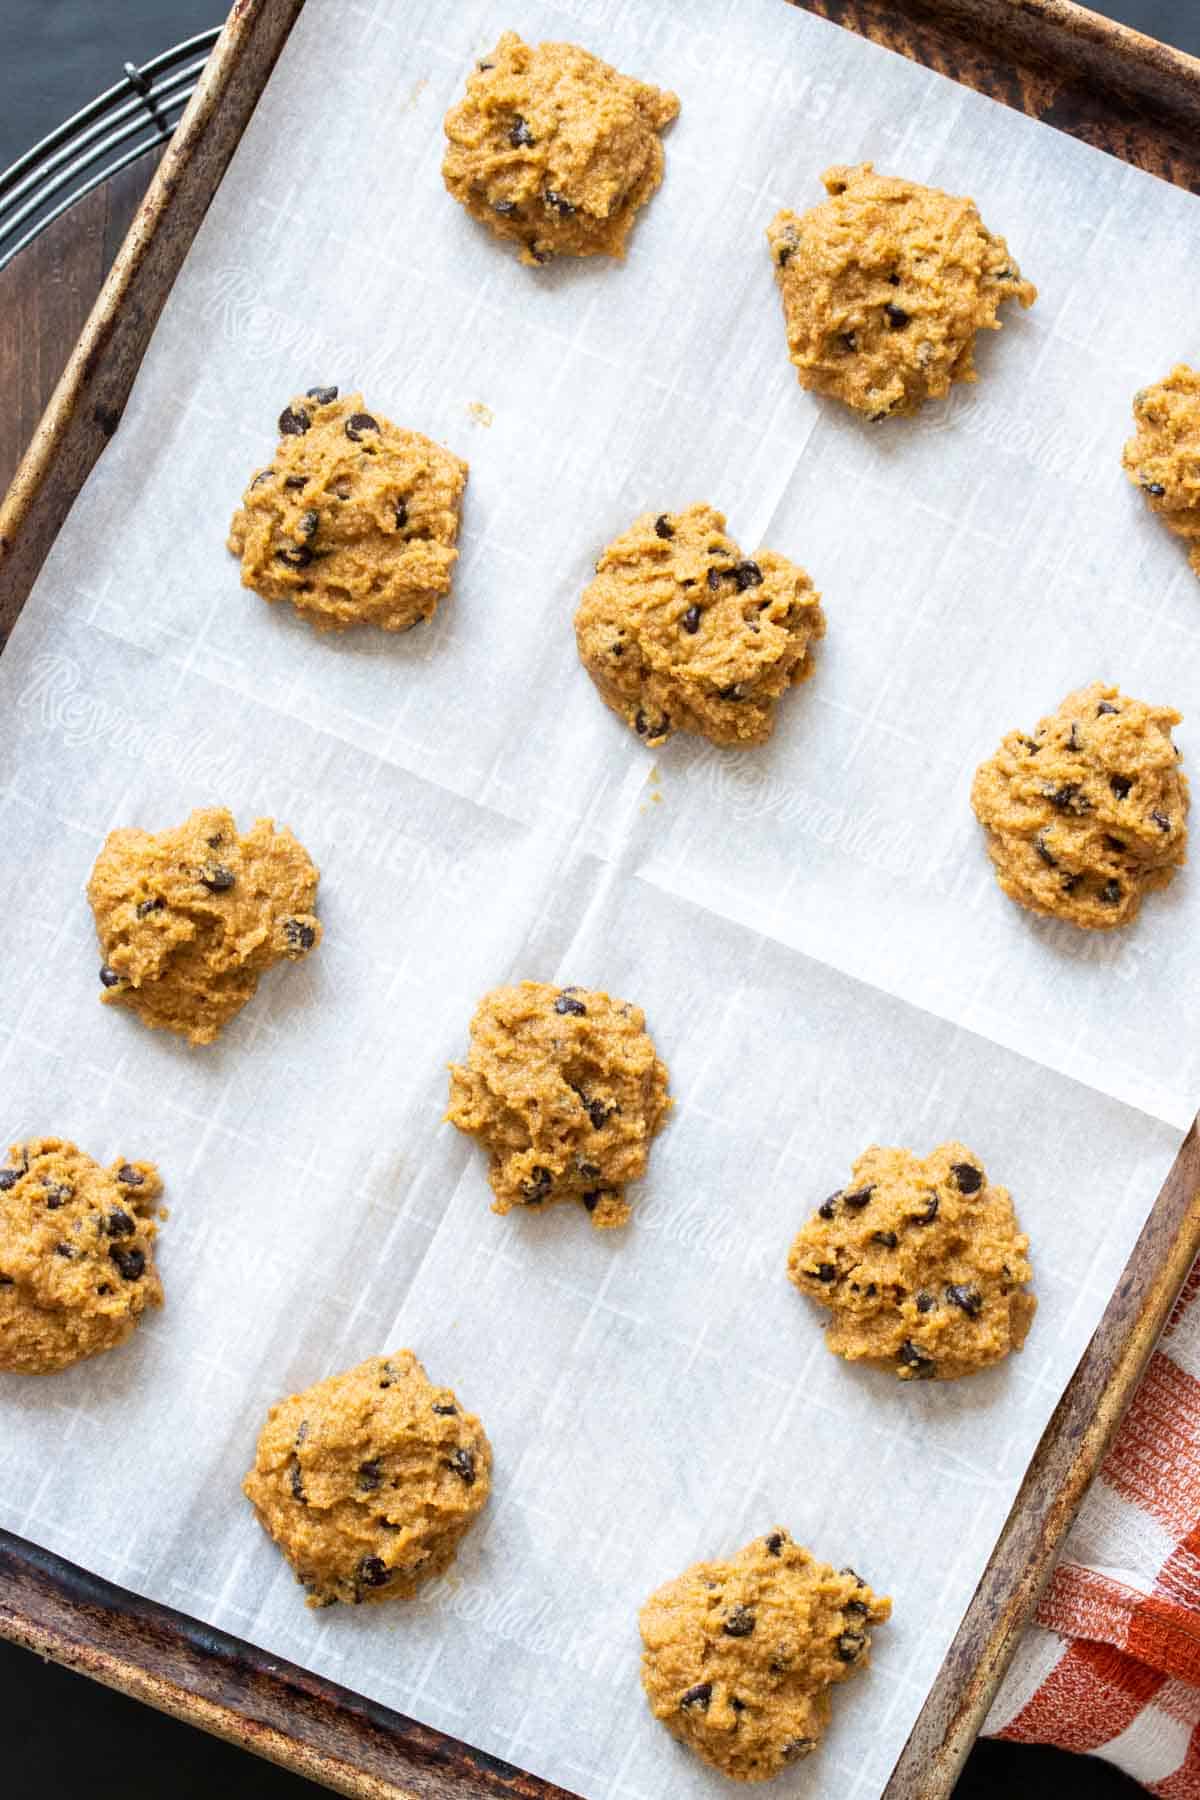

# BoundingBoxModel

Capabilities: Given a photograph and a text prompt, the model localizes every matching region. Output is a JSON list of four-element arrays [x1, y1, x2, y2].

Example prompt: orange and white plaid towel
[[984, 1262, 1200, 1792]]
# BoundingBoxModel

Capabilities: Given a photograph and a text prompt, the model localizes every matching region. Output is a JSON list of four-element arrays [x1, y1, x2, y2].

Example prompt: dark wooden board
[[1, 4, 1199, 1798]]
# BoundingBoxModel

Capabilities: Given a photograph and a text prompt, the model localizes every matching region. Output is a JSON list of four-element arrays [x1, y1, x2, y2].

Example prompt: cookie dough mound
[[0, 1138, 163, 1374], [243, 1350, 491, 1607], [788, 1143, 1034, 1382], [639, 1528, 890, 1782], [575, 504, 825, 748], [1123, 366, 1200, 577], [442, 31, 679, 266], [971, 682, 1188, 930], [766, 163, 1036, 420], [88, 806, 322, 1045], [446, 980, 671, 1229], [228, 388, 468, 633]]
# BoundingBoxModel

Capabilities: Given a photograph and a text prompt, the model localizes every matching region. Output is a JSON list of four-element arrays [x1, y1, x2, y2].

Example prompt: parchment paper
[[2, 1, 1199, 1794]]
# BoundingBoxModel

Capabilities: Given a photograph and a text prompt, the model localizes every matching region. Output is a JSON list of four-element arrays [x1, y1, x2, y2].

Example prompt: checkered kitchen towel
[[984, 1262, 1200, 1791]]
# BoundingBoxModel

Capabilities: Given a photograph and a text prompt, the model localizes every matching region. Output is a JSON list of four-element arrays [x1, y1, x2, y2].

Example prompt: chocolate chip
[[586, 1098, 609, 1130], [278, 405, 310, 436], [394, 499, 408, 529], [1102, 879, 1122, 905], [447, 1447, 476, 1486], [544, 189, 575, 215], [582, 1190, 603, 1212], [1061, 873, 1082, 894], [521, 1166, 552, 1201], [305, 385, 338, 404], [276, 544, 313, 569], [914, 1191, 939, 1225], [1110, 774, 1133, 800], [0, 1169, 19, 1193], [887, 272, 901, 286], [884, 303, 910, 329], [1034, 833, 1057, 867], [723, 1605, 755, 1637], [815, 1263, 837, 1282], [109, 1245, 145, 1282], [654, 514, 674, 539], [951, 1163, 982, 1195], [840, 1566, 866, 1586], [871, 1231, 898, 1248], [782, 1740, 815, 1763], [54, 1242, 75, 1259], [730, 1696, 746, 1713], [837, 1631, 866, 1661], [136, 897, 164, 918], [509, 115, 534, 147], [1067, 722, 1082, 752], [42, 1181, 72, 1209], [106, 1208, 135, 1238], [298, 509, 320, 539], [840, 331, 858, 352], [681, 604, 702, 634], [1097, 701, 1120, 715], [528, 243, 552, 264], [0, 1274, 12, 1285], [100, 965, 122, 988], [358, 1460, 383, 1492], [1105, 835, 1126, 853], [290, 1460, 306, 1504], [844, 1597, 870, 1618], [844, 1186, 874, 1209], [1152, 810, 1171, 831], [492, 199, 517, 215], [345, 413, 379, 442], [555, 994, 587, 1016], [251, 469, 275, 489], [915, 1290, 936, 1313], [733, 561, 763, 590], [680, 1682, 712, 1712], [718, 685, 744, 702], [1046, 782, 1091, 814], [818, 1191, 841, 1220], [200, 864, 235, 892], [1141, 480, 1167, 497], [432, 1402, 458, 1416], [357, 1555, 391, 1588], [898, 1339, 936, 1377], [706, 567, 725, 593], [284, 474, 307, 489], [765, 1532, 785, 1555], [284, 918, 316, 951], [945, 1283, 983, 1317]]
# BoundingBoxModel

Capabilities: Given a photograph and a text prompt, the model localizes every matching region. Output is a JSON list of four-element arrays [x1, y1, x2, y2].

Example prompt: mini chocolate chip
[[358, 1460, 382, 1492], [887, 272, 901, 286], [509, 115, 534, 147], [305, 385, 338, 404], [1105, 835, 1127, 852], [528, 243, 552, 264], [718, 685, 744, 702], [522, 1166, 552, 1201], [840, 331, 858, 352], [818, 1191, 841, 1220], [276, 544, 313, 569], [0, 1274, 12, 1285], [723, 1605, 755, 1637], [730, 1696, 746, 1713], [544, 188, 575, 215], [898, 1339, 936, 1377], [915, 1290, 936, 1313], [278, 405, 310, 436], [136, 897, 164, 919], [680, 1682, 712, 1712], [951, 1163, 982, 1195], [1097, 701, 1120, 715], [587, 1098, 609, 1130], [582, 1190, 603, 1212], [492, 199, 517, 215], [884, 303, 910, 329], [54, 1242, 75, 1259], [872, 1231, 898, 1249], [845, 1597, 870, 1618], [652, 514, 676, 541], [100, 965, 121, 988], [1110, 774, 1133, 799], [395, 499, 408, 529], [1152, 810, 1171, 831], [1034, 832, 1057, 867], [837, 1631, 866, 1661], [42, 1181, 72, 1209], [782, 1740, 815, 1763], [357, 1555, 391, 1588], [1046, 782, 1091, 814], [815, 1263, 837, 1282], [765, 1532, 785, 1555], [555, 994, 587, 1016], [106, 1208, 136, 1238], [290, 1460, 306, 1504], [682, 604, 702, 634], [844, 1186, 874, 1209], [1102, 879, 1122, 905], [945, 1282, 983, 1317], [1061, 872, 1083, 894], [635, 709, 649, 733], [447, 1447, 476, 1486], [200, 864, 235, 892], [0, 1170, 18, 1193], [1141, 480, 1167, 496], [733, 561, 763, 590], [1067, 722, 1082, 752], [345, 412, 379, 442], [840, 1566, 866, 1586], [575, 1157, 601, 1178], [109, 1245, 145, 1282], [914, 1191, 939, 1225], [284, 474, 307, 489], [298, 509, 320, 539], [284, 918, 317, 951], [251, 469, 275, 490], [706, 567, 724, 592], [432, 1401, 458, 1416]]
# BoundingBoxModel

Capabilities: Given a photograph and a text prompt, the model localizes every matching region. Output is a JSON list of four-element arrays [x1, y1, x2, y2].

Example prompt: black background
[[0, 2, 1183, 1796]]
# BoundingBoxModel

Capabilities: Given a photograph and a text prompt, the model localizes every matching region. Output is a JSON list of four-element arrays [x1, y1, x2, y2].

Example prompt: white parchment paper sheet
[[1, 1, 1198, 1794]]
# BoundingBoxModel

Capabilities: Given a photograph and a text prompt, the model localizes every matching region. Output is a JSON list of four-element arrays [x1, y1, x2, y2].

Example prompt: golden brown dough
[[574, 504, 825, 748], [788, 1143, 1034, 1381], [442, 31, 678, 265], [88, 806, 322, 1045], [0, 1138, 163, 1374], [639, 1528, 890, 1781], [446, 980, 671, 1229], [971, 682, 1188, 930], [1122, 366, 1200, 578], [767, 163, 1036, 420], [243, 1350, 491, 1607], [228, 388, 467, 633]]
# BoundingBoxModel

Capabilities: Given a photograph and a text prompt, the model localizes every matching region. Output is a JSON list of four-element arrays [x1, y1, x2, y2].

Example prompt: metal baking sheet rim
[[2, 2, 1200, 1796]]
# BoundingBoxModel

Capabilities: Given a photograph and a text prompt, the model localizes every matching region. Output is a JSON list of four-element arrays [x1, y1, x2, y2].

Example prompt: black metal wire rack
[[0, 29, 220, 274]]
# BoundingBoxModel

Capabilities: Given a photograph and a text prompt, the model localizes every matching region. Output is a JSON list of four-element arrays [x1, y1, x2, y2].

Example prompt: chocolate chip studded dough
[[575, 504, 825, 748], [243, 1350, 491, 1608], [788, 1144, 1035, 1382], [766, 163, 1036, 420], [639, 1528, 890, 1782], [1122, 366, 1200, 578], [0, 1139, 163, 1375], [228, 388, 468, 633], [446, 981, 671, 1229], [88, 806, 322, 1045], [442, 31, 679, 266], [971, 682, 1189, 930]]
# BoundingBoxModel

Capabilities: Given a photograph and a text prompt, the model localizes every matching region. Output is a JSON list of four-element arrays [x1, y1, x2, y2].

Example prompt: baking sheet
[[1, 0, 1198, 1794]]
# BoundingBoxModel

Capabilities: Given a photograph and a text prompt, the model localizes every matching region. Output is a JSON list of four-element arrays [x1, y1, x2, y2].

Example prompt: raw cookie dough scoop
[[1122, 365, 1200, 578]]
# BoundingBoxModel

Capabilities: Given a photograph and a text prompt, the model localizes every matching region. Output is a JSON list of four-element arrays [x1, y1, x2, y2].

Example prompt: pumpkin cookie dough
[[442, 31, 678, 266], [639, 1528, 890, 1782], [0, 1138, 163, 1375], [767, 163, 1036, 420], [243, 1350, 491, 1608], [228, 388, 468, 633], [446, 980, 671, 1229], [575, 504, 825, 748], [788, 1144, 1034, 1382], [88, 806, 322, 1046], [971, 682, 1188, 930], [1123, 366, 1200, 578]]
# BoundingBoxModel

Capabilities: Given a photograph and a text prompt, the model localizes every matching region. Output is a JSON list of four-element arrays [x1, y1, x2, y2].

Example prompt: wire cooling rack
[[0, 30, 220, 273]]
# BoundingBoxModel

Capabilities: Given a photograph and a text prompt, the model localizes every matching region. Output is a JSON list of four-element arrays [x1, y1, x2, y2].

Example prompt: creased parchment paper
[[2, 1, 1199, 1794]]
